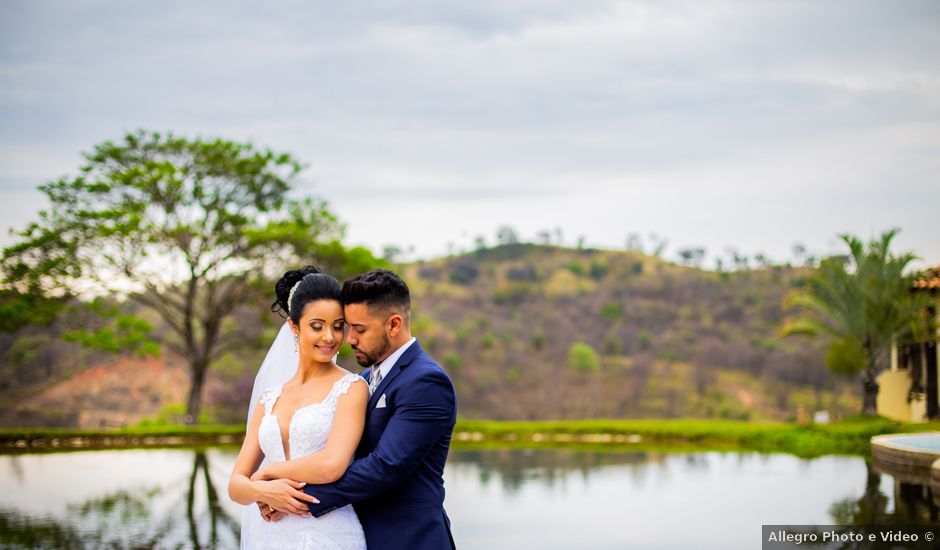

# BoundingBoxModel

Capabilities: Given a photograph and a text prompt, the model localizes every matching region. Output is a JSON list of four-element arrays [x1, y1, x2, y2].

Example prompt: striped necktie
[[369, 367, 384, 395]]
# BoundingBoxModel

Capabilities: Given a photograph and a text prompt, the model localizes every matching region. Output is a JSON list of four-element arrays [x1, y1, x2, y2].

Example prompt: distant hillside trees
[[496, 225, 519, 246], [449, 260, 480, 285], [1, 130, 379, 424], [783, 229, 934, 415], [677, 247, 706, 268], [648, 233, 669, 258], [625, 233, 643, 252]]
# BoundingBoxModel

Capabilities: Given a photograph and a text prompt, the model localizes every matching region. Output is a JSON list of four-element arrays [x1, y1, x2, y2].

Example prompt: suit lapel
[[368, 363, 401, 409], [367, 340, 422, 409]]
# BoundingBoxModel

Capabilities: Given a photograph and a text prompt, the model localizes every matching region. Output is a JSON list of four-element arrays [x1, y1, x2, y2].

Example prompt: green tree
[[782, 229, 933, 415], [1, 130, 376, 424], [568, 342, 600, 372], [0, 289, 66, 333]]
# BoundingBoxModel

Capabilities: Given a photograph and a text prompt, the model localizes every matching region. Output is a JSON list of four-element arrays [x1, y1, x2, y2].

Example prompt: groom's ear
[[386, 314, 404, 336]]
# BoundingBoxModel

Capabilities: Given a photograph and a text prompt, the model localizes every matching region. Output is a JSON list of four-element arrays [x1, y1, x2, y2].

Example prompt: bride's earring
[[294, 333, 299, 353]]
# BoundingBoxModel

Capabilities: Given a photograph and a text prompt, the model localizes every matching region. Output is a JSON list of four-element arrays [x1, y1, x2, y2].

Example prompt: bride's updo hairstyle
[[272, 266, 342, 324]]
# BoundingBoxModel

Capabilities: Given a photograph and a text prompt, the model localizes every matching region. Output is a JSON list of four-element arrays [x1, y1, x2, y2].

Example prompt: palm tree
[[782, 229, 933, 415]]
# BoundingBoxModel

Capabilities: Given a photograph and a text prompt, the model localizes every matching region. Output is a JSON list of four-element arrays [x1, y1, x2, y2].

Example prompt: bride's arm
[[228, 403, 266, 504], [255, 379, 368, 484], [227, 401, 315, 515]]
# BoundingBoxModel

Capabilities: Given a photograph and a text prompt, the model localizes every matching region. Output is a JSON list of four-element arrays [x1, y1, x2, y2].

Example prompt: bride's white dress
[[252, 372, 367, 550]]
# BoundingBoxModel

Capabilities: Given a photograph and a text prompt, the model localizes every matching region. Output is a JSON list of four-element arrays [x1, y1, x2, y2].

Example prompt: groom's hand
[[251, 468, 274, 482], [255, 478, 319, 516], [257, 501, 287, 522]]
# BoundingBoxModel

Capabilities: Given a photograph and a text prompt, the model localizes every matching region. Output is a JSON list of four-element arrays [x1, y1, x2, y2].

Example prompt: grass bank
[[0, 424, 245, 452], [2, 417, 937, 457], [455, 417, 940, 457]]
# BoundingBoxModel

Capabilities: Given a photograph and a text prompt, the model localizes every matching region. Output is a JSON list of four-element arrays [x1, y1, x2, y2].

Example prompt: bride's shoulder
[[258, 385, 283, 404], [330, 370, 367, 397], [331, 367, 364, 382]]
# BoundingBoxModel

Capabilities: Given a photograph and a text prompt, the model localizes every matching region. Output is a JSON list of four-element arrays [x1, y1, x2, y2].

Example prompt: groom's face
[[344, 302, 392, 368]]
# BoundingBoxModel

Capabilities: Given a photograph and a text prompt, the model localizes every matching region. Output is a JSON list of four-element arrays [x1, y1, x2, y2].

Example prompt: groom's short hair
[[341, 268, 411, 321]]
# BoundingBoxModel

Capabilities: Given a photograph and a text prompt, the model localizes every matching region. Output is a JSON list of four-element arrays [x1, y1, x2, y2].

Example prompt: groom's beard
[[352, 334, 391, 367]]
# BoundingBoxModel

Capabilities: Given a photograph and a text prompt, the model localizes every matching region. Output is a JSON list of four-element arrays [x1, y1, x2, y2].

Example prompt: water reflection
[[448, 449, 670, 492], [0, 450, 239, 549], [186, 451, 239, 549], [0, 510, 82, 549], [444, 449, 939, 549], [829, 460, 939, 526], [0, 448, 937, 550]]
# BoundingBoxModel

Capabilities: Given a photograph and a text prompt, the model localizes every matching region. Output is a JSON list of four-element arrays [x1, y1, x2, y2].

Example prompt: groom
[[299, 268, 457, 549]]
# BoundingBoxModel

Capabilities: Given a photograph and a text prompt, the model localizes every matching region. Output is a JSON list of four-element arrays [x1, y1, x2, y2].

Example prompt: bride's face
[[291, 299, 345, 362]]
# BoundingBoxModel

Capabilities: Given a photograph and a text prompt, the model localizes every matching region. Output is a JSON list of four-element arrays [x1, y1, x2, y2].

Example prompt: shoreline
[[3, 417, 938, 457]]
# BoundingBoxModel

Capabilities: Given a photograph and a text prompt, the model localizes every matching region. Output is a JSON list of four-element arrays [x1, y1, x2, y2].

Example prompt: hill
[[399, 244, 856, 420], [0, 244, 858, 426]]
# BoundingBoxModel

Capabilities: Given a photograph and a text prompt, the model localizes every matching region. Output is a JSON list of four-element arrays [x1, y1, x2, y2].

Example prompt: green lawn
[[454, 416, 940, 457]]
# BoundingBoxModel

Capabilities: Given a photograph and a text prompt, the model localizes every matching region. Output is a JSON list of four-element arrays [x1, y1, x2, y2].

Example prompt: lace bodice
[[257, 372, 363, 463], [249, 372, 367, 550]]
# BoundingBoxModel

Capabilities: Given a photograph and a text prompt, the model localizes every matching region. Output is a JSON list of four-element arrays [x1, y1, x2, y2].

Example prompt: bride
[[229, 267, 369, 550]]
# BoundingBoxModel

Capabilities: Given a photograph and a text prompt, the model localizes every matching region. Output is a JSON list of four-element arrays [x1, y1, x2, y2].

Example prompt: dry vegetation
[[403, 244, 857, 421], [0, 244, 859, 427]]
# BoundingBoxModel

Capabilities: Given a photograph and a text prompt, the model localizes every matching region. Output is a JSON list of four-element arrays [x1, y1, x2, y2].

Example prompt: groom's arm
[[303, 368, 456, 516]]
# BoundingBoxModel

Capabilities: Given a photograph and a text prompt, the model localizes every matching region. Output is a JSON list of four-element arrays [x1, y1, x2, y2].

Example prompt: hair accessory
[[287, 279, 303, 313]]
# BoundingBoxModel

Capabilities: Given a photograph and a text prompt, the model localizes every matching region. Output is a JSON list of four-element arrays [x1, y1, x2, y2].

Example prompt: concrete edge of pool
[[870, 433, 940, 495]]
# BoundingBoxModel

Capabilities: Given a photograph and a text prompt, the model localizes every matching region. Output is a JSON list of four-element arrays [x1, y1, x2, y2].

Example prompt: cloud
[[0, 0, 938, 264]]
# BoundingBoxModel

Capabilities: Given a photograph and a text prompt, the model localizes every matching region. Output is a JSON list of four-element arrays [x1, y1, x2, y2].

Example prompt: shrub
[[449, 261, 480, 285], [418, 265, 443, 280], [564, 262, 586, 276], [568, 342, 600, 372], [443, 352, 462, 372], [532, 331, 545, 351], [600, 301, 623, 321], [493, 282, 529, 304], [1, 334, 49, 387], [589, 259, 609, 280], [604, 332, 623, 355], [506, 264, 537, 282]]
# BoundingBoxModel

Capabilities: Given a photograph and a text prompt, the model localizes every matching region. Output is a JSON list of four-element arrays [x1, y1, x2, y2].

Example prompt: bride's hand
[[254, 478, 319, 516]]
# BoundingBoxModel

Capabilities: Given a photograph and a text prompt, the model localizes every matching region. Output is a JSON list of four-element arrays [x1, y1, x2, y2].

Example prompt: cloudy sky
[[2, 0, 938, 267]]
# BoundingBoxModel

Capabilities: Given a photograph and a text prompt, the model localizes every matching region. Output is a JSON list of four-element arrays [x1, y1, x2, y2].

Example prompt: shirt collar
[[374, 337, 417, 379]]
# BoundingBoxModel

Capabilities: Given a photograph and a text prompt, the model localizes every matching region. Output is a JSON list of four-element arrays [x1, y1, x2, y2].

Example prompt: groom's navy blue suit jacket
[[304, 340, 457, 550]]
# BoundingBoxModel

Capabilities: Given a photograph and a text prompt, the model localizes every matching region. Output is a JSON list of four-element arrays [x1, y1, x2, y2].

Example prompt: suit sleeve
[[303, 368, 456, 516]]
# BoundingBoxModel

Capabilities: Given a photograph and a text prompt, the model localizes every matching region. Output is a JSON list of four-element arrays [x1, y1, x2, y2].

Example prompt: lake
[[1, 447, 936, 549]]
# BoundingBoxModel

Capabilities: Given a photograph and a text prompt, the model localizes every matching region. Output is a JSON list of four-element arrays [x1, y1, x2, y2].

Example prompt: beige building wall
[[876, 369, 919, 422]]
